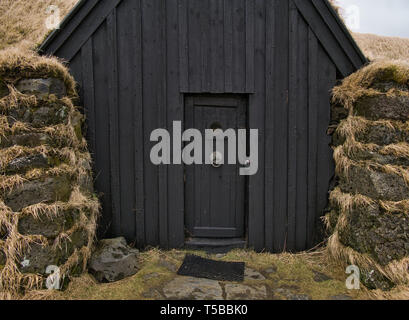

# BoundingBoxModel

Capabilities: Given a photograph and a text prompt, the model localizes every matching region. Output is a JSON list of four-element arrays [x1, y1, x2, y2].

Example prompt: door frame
[[183, 93, 250, 243]]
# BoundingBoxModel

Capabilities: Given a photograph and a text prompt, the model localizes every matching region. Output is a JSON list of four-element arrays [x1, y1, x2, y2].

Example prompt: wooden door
[[185, 95, 247, 239]]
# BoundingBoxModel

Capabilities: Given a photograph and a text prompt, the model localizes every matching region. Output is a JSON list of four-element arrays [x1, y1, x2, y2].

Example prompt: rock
[[0, 133, 50, 148], [20, 229, 88, 275], [158, 258, 178, 273], [360, 268, 395, 291], [163, 277, 223, 300], [0, 248, 6, 265], [347, 149, 409, 167], [18, 208, 80, 238], [330, 294, 353, 300], [273, 288, 311, 300], [331, 103, 349, 126], [337, 201, 409, 266], [4, 176, 72, 212], [16, 78, 67, 99], [354, 94, 409, 121], [7, 102, 69, 128], [361, 124, 405, 146], [339, 164, 409, 202], [5, 154, 50, 174], [31, 106, 68, 127], [143, 272, 160, 281], [244, 268, 266, 281], [88, 237, 140, 283], [215, 253, 226, 259], [143, 288, 164, 300], [313, 270, 332, 282], [372, 81, 409, 93], [0, 80, 9, 98], [224, 284, 267, 300], [264, 266, 277, 274]]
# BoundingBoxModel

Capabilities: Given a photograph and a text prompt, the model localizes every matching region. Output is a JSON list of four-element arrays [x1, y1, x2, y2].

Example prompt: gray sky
[[337, 0, 409, 38]]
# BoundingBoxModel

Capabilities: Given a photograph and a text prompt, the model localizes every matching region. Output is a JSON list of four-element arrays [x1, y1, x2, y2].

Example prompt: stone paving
[[146, 267, 353, 300]]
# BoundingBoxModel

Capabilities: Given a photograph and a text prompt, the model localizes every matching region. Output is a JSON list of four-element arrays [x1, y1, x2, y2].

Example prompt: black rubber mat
[[177, 254, 245, 282]]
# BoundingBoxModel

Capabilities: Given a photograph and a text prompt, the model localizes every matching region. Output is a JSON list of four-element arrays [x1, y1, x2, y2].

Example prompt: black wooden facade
[[40, 0, 366, 251]]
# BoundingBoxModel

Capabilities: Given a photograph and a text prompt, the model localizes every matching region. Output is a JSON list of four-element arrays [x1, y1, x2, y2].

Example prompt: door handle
[[210, 152, 223, 168], [241, 160, 251, 168]]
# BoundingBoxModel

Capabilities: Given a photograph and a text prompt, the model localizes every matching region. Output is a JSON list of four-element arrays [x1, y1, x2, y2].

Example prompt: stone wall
[[0, 51, 99, 299], [326, 62, 409, 290]]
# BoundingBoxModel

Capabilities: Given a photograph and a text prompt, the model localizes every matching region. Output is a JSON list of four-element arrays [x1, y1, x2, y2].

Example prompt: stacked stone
[[327, 63, 409, 291], [0, 54, 99, 298]]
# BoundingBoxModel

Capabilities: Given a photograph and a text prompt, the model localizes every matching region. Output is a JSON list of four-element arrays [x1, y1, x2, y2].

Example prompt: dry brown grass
[[0, 49, 77, 96], [353, 33, 409, 62], [332, 61, 409, 110], [0, 0, 79, 52]]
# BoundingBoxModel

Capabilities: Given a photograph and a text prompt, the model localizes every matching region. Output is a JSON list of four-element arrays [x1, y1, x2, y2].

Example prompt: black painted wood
[[40, 0, 365, 252]]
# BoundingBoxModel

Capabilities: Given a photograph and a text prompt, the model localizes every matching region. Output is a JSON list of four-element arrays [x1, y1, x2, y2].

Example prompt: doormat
[[177, 254, 245, 282]]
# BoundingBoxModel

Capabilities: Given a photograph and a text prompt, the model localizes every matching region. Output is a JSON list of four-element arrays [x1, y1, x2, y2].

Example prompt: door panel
[[185, 95, 247, 239]]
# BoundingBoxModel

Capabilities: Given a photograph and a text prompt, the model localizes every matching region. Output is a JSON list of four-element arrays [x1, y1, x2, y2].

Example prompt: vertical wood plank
[[316, 43, 336, 245], [158, 0, 169, 248], [106, 9, 122, 237], [245, 0, 255, 92], [264, 0, 275, 251], [80, 39, 95, 155], [201, 0, 211, 92], [167, 0, 185, 248], [307, 27, 319, 248], [287, 0, 298, 251], [142, 0, 160, 245], [273, 0, 289, 252], [232, 0, 246, 92], [224, 0, 233, 92], [116, 0, 138, 241], [178, 0, 189, 92], [92, 21, 112, 238], [248, 0, 266, 251], [188, 0, 203, 92], [295, 13, 309, 251], [131, 0, 145, 248], [210, 0, 225, 93]]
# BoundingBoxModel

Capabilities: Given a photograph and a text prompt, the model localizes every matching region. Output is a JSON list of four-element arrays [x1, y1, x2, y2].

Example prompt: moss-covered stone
[[339, 164, 409, 202], [347, 148, 409, 167], [337, 203, 409, 266], [0, 248, 6, 265], [0, 79, 9, 98], [360, 268, 395, 291], [354, 93, 409, 121], [17, 208, 81, 238], [15, 78, 67, 99], [4, 175, 72, 212], [19, 229, 88, 275], [355, 124, 406, 146], [6, 100, 70, 128], [5, 153, 50, 174]]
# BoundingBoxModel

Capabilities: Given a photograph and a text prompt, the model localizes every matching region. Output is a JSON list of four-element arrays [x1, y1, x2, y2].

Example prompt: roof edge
[[38, 0, 87, 54], [323, 0, 368, 64]]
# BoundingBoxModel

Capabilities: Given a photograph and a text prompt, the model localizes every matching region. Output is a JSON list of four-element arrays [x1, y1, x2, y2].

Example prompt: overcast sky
[[337, 0, 409, 38]]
